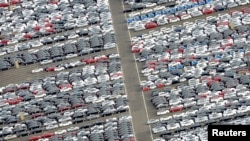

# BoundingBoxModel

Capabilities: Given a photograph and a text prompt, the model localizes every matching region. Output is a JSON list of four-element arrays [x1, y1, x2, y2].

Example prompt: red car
[[203, 8, 215, 15], [216, 21, 229, 27], [169, 105, 183, 113], [142, 87, 150, 92], [1, 39, 9, 45], [131, 48, 142, 53], [145, 22, 158, 29], [5, 97, 22, 105], [95, 55, 109, 62], [33, 26, 41, 31], [240, 7, 250, 14], [41, 132, 55, 138], [58, 106, 71, 112], [29, 136, 41, 141], [45, 23, 54, 27], [0, 3, 9, 7], [45, 67, 56, 72], [49, 0, 59, 5], [197, 93, 208, 99], [23, 34, 33, 39], [81, 58, 96, 64], [10, 0, 21, 5], [59, 83, 72, 89], [32, 113, 45, 119], [17, 84, 30, 90], [71, 103, 85, 109], [156, 83, 165, 88], [46, 28, 55, 33]]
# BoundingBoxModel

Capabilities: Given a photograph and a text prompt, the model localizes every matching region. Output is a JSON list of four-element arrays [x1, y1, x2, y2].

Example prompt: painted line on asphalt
[[122, 1, 154, 141]]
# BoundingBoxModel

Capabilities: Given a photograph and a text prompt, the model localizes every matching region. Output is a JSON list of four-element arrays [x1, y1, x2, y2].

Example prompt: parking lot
[[0, 0, 250, 141]]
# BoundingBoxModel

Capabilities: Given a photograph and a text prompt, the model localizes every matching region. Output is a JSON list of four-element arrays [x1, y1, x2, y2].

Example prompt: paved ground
[[0, 1, 249, 141], [109, 0, 153, 141]]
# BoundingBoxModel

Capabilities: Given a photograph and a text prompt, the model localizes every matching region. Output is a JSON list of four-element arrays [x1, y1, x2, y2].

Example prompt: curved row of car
[[0, 0, 112, 45], [128, 0, 250, 31]]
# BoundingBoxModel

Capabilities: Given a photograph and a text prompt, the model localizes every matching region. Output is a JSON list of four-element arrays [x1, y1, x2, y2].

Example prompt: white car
[[104, 42, 116, 49], [157, 108, 169, 116], [181, 14, 192, 20], [223, 109, 237, 117], [32, 68, 44, 73], [237, 0, 249, 5], [195, 116, 208, 123], [237, 106, 250, 113], [191, 11, 203, 17], [242, 16, 250, 25], [66, 53, 78, 59], [157, 18, 168, 25], [55, 67, 65, 71], [4, 134, 17, 140], [67, 126, 80, 132], [145, 3, 157, 8], [108, 54, 120, 59], [180, 119, 194, 127], [0, 50, 7, 56], [28, 49, 39, 53], [59, 121, 72, 127], [45, 124, 59, 130], [134, 24, 146, 31], [169, 17, 180, 23], [152, 126, 166, 134], [34, 93, 47, 98], [167, 122, 180, 130], [55, 129, 67, 135], [209, 112, 223, 120], [40, 59, 53, 65]]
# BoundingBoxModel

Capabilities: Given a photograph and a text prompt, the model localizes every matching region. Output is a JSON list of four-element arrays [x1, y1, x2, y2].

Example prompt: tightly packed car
[[127, 0, 249, 31], [0, 54, 132, 140]]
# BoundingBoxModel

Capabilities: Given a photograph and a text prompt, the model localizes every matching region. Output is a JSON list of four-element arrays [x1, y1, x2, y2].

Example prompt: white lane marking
[[109, 0, 137, 140], [122, 1, 154, 141]]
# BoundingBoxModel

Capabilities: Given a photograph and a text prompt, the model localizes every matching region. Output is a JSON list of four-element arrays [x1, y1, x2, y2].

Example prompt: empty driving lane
[[109, 0, 153, 141]]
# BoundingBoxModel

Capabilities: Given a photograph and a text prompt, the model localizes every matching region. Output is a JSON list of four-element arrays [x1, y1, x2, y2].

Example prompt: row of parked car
[[128, 0, 250, 31], [0, 54, 122, 100], [0, 115, 135, 141], [0, 0, 112, 45], [126, 1, 250, 141], [0, 53, 130, 139], [149, 84, 250, 133], [151, 74, 250, 111], [0, 23, 116, 54], [0, 31, 116, 71], [128, 8, 250, 91], [124, 0, 183, 13], [154, 116, 250, 141], [31, 53, 119, 73]]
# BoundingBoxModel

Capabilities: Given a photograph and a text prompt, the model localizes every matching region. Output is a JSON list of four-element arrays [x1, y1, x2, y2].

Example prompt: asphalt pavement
[[109, 0, 153, 141]]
